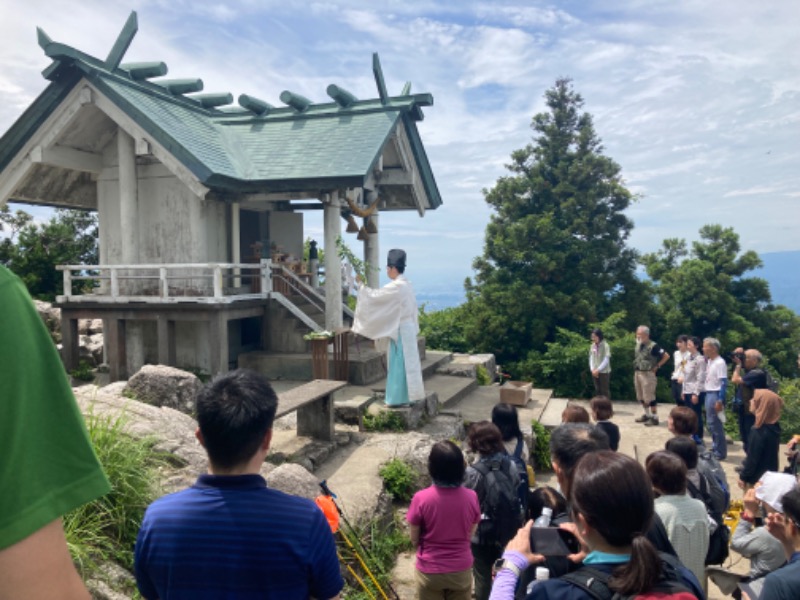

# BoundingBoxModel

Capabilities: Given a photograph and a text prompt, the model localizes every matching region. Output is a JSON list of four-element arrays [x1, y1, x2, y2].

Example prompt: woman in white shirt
[[671, 335, 690, 406], [680, 336, 706, 443]]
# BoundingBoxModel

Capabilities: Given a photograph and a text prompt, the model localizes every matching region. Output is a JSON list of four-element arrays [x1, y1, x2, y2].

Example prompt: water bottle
[[533, 507, 552, 528], [527, 567, 550, 593]]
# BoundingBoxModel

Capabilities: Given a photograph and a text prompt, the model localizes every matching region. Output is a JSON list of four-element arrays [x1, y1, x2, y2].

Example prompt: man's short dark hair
[[428, 440, 466, 486], [646, 450, 687, 496], [669, 406, 698, 436], [550, 423, 610, 496], [195, 369, 278, 469], [665, 436, 699, 470]]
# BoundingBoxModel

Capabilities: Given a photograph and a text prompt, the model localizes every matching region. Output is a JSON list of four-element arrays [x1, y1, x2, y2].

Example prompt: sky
[[1, 1, 799, 293]]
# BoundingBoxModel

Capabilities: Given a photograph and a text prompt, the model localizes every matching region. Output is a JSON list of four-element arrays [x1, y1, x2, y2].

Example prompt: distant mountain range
[[415, 250, 800, 314], [756, 251, 800, 314]]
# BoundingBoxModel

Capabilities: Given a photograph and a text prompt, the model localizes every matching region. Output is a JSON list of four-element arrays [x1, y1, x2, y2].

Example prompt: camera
[[730, 350, 746, 363]]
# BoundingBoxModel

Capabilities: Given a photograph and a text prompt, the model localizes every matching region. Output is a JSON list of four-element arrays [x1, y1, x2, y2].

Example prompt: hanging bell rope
[[345, 195, 379, 218]]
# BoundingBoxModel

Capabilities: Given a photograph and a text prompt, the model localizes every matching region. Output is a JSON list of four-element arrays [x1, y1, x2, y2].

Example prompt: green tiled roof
[[0, 13, 442, 206]]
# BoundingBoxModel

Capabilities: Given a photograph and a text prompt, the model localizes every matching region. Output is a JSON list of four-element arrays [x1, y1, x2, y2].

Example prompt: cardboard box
[[500, 381, 532, 406]]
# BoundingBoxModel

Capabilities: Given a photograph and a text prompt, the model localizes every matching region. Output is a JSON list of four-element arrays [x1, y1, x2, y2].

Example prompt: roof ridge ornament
[[372, 53, 389, 105], [121, 62, 168, 81], [280, 91, 312, 112], [238, 94, 273, 116], [327, 84, 357, 108], [105, 11, 139, 71]]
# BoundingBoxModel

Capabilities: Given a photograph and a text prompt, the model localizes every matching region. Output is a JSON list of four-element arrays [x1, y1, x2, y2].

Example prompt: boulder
[[33, 300, 61, 342], [124, 365, 203, 414], [78, 333, 104, 367], [451, 353, 497, 382], [79, 318, 104, 335], [265, 463, 320, 500]]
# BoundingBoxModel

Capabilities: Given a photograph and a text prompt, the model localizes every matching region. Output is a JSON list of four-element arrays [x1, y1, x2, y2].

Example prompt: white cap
[[541, 507, 553, 517], [535, 567, 550, 581]]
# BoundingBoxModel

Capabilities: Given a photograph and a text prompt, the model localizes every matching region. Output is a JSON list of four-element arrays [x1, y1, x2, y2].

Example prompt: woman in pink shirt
[[407, 440, 481, 600]]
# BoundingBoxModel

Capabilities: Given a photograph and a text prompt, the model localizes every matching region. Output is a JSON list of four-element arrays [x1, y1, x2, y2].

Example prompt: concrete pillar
[[117, 128, 139, 265], [364, 212, 380, 288], [324, 192, 343, 331]]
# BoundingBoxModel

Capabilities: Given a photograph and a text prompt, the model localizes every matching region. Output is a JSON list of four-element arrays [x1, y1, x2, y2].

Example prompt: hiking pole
[[318, 481, 399, 600], [339, 549, 377, 600]]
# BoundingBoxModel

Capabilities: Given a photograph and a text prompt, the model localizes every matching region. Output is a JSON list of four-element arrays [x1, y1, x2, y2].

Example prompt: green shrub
[[476, 364, 491, 386], [531, 420, 552, 471], [779, 378, 800, 443], [340, 514, 411, 600], [70, 360, 95, 382], [418, 303, 471, 353], [378, 458, 417, 503], [363, 409, 406, 432], [64, 412, 167, 577]]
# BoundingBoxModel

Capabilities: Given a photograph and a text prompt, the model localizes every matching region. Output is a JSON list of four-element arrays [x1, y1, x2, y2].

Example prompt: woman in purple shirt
[[407, 441, 481, 600]]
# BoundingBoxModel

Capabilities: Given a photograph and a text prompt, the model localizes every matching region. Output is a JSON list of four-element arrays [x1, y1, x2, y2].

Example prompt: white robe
[[352, 274, 425, 403]]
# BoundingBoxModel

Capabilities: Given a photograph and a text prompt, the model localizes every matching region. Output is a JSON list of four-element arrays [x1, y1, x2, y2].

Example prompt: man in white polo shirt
[[703, 337, 729, 460]]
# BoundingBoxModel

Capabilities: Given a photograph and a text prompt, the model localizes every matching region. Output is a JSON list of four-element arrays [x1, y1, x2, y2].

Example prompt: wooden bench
[[276, 379, 347, 442]]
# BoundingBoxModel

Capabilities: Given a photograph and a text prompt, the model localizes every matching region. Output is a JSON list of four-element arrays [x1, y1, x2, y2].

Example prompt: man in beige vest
[[633, 326, 670, 426]]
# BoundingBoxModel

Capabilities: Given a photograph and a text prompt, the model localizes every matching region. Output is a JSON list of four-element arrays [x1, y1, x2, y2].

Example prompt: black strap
[[561, 566, 614, 600], [513, 435, 524, 460]]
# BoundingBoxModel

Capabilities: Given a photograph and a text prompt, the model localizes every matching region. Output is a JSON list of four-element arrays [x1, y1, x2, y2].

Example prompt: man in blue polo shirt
[[134, 369, 343, 599]]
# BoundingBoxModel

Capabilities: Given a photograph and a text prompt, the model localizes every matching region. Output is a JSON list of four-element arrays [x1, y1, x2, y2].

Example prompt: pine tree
[[464, 78, 641, 373]]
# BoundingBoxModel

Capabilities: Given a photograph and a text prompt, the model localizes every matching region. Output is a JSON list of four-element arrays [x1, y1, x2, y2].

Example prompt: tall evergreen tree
[[642, 224, 800, 376], [464, 78, 641, 373]]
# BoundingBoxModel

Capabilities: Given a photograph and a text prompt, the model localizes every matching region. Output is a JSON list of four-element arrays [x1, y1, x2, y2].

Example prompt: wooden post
[[159, 267, 168, 298], [110, 267, 119, 298], [107, 319, 127, 381], [232, 202, 241, 288], [213, 265, 223, 299], [310, 338, 330, 379], [208, 313, 229, 375], [157, 316, 176, 366], [261, 258, 271, 295], [364, 211, 380, 288], [323, 192, 343, 330], [60, 313, 79, 372], [62, 268, 73, 298], [117, 128, 139, 266]]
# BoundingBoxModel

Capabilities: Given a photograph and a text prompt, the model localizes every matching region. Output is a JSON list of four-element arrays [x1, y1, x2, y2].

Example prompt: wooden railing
[[56, 262, 272, 304]]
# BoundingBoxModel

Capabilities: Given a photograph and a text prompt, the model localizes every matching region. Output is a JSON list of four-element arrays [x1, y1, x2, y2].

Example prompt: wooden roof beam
[[30, 145, 103, 174]]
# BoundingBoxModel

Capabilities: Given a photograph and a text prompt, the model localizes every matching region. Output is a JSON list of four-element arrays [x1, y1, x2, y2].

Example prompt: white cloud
[[1, 0, 799, 290]]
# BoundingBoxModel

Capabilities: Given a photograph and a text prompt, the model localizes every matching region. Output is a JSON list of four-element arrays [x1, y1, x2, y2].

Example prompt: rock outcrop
[[123, 365, 203, 414]]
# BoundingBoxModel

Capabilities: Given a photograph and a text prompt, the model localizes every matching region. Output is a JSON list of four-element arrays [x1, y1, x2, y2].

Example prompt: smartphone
[[529, 526, 582, 556]]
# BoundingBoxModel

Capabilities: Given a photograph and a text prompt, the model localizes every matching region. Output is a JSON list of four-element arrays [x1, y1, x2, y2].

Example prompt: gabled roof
[[0, 12, 442, 207]]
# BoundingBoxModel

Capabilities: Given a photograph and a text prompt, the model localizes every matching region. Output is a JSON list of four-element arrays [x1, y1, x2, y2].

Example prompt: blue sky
[[1, 1, 798, 292]]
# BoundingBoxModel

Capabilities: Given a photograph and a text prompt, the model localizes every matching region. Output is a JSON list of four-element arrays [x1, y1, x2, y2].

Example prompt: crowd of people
[[3, 258, 799, 600]]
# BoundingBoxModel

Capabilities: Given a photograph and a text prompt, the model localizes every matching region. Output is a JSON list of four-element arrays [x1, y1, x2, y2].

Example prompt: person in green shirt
[[0, 265, 110, 599]]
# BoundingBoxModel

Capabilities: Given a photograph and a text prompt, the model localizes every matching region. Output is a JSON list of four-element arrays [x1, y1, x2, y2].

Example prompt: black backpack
[[686, 474, 730, 565], [473, 456, 523, 548], [507, 437, 530, 515], [561, 551, 700, 600]]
